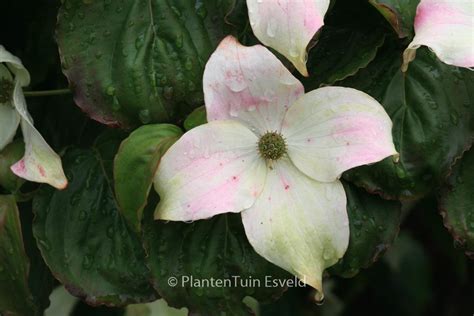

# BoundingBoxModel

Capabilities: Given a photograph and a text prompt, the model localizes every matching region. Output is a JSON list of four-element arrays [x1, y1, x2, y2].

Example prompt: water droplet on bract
[[229, 109, 239, 117], [314, 291, 325, 305], [266, 18, 277, 38], [289, 40, 299, 58], [139, 109, 151, 124], [323, 249, 332, 260], [225, 73, 247, 92]]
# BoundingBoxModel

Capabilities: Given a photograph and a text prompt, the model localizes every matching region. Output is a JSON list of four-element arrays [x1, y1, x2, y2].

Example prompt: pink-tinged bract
[[247, 0, 330, 76], [403, 0, 474, 70]]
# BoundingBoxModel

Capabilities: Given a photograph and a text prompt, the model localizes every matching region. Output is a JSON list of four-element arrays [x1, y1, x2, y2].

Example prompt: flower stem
[[24, 88, 71, 97]]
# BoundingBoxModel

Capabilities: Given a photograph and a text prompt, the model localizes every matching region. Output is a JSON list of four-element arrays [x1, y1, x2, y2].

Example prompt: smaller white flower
[[403, 0, 474, 71], [0, 45, 67, 189], [247, 0, 330, 76]]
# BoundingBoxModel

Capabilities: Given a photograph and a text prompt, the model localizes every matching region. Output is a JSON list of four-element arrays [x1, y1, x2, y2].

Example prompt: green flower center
[[0, 78, 14, 104], [258, 131, 287, 160]]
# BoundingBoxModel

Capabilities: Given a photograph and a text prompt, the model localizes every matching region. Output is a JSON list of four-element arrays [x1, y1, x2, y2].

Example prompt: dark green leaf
[[381, 233, 433, 315], [33, 148, 157, 306], [303, 27, 385, 88], [19, 201, 55, 316], [329, 182, 401, 277], [143, 209, 290, 315], [56, 0, 248, 128], [0, 195, 36, 316], [0, 140, 25, 193], [369, 0, 419, 38], [342, 44, 474, 200], [439, 147, 474, 259], [183, 106, 206, 131], [114, 124, 182, 232]]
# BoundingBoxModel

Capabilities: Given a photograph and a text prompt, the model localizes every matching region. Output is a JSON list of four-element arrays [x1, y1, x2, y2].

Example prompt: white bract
[[0, 45, 67, 189], [247, 0, 330, 76], [403, 0, 474, 70], [153, 36, 398, 298]]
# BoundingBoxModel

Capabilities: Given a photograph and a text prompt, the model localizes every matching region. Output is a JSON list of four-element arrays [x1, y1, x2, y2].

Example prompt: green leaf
[[33, 148, 158, 306], [342, 44, 474, 200], [439, 147, 474, 259], [0, 140, 25, 193], [142, 209, 290, 315], [369, 0, 419, 38], [19, 201, 55, 315], [329, 182, 401, 277], [114, 124, 182, 232], [382, 233, 433, 315], [56, 0, 247, 128], [183, 106, 206, 131], [0, 195, 36, 316], [125, 299, 187, 316], [303, 26, 385, 88]]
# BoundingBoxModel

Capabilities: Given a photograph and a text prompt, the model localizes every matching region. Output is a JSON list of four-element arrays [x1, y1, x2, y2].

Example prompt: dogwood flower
[[402, 0, 474, 71], [247, 0, 330, 76], [154, 36, 397, 298], [0, 46, 67, 189]]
